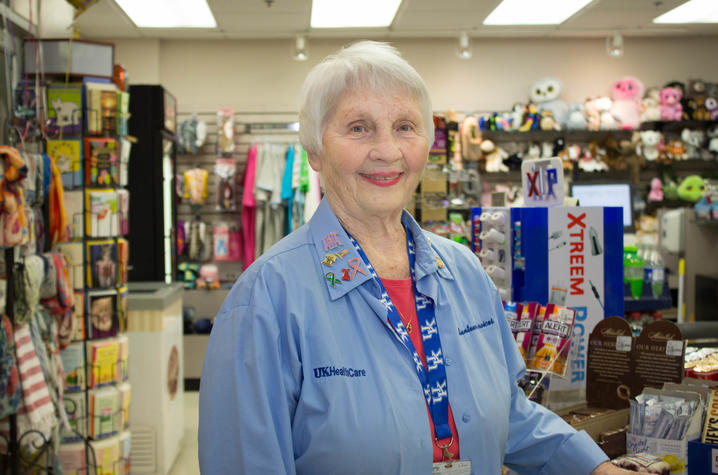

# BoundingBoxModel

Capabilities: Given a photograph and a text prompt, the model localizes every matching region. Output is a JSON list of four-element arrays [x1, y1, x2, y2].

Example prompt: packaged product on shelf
[[57, 441, 86, 473], [60, 342, 86, 391], [117, 91, 130, 137], [528, 304, 576, 376], [64, 190, 84, 239], [116, 334, 130, 383], [61, 391, 86, 442], [117, 287, 129, 334], [85, 82, 117, 135], [119, 430, 131, 474], [117, 238, 129, 285], [72, 291, 85, 341], [87, 289, 119, 340], [86, 240, 118, 289], [85, 189, 118, 237], [526, 305, 547, 364], [118, 382, 131, 431], [47, 83, 83, 135], [89, 435, 121, 473], [119, 138, 131, 186], [57, 242, 84, 290], [117, 189, 130, 235], [503, 301, 520, 339], [611, 453, 670, 474], [87, 338, 120, 388], [183, 167, 209, 206], [216, 107, 235, 156], [213, 223, 230, 261], [46, 139, 82, 187], [215, 158, 237, 211], [89, 386, 120, 439], [84, 137, 119, 187], [515, 302, 539, 361]]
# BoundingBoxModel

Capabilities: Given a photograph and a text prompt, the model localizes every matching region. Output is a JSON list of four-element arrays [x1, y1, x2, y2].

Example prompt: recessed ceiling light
[[653, 0, 718, 23], [483, 0, 593, 25], [311, 0, 402, 28], [115, 0, 217, 28]]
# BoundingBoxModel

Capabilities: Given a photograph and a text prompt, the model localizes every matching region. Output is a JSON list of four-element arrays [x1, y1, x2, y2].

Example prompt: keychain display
[[214, 159, 237, 211], [217, 107, 235, 157], [213, 223, 230, 261], [178, 113, 208, 155]]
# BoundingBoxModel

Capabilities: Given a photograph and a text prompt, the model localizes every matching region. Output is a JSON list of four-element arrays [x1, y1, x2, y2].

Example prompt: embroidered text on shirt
[[458, 318, 495, 335], [313, 366, 367, 379]]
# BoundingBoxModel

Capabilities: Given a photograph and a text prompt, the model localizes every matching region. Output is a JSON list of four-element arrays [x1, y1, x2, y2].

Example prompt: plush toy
[[540, 141, 554, 158], [707, 125, 718, 160], [663, 138, 687, 161], [706, 97, 718, 120], [688, 96, 711, 121], [595, 96, 618, 130], [529, 77, 567, 128], [510, 103, 524, 131], [584, 98, 601, 131], [686, 79, 710, 120], [539, 110, 559, 131], [558, 144, 581, 171], [636, 130, 663, 162], [481, 140, 509, 173], [677, 175, 705, 202], [647, 178, 663, 202], [519, 103, 540, 131], [553, 137, 566, 157], [565, 102, 587, 130], [526, 142, 541, 159], [619, 137, 645, 184], [460, 116, 483, 161], [610, 76, 644, 129], [640, 87, 662, 123], [665, 80, 689, 120], [579, 142, 609, 172], [663, 179, 679, 200], [680, 129, 705, 159], [660, 87, 683, 121]]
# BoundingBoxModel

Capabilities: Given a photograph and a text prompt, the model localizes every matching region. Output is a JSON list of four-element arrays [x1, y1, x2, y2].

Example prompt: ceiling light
[[293, 36, 308, 61], [311, 0, 402, 28], [457, 32, 472, 59], [606, 31, 623, 58], [653, 0, 718, 23], [115, 0, 216, 28], [483, 0, 593, 25]]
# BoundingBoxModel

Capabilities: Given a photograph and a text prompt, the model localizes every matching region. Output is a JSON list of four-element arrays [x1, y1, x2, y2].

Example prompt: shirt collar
[[308, 198, 454, 301]]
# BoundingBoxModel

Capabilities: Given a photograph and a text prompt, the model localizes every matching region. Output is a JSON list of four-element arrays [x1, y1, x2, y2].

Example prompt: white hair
[[298, 40, 434, 156]]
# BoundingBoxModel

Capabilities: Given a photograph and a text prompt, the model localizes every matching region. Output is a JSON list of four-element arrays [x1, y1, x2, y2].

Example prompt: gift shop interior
[[0, 0, 718, 474]]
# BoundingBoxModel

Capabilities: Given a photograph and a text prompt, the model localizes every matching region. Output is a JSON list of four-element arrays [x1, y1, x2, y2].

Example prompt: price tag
[[616, 336, 632, 352], [666, 340, 683, 357], [712, 447, 718, 473]]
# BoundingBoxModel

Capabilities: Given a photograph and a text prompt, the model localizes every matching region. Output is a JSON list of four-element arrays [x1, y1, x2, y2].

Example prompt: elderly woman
[[198, 41, 630, 474]]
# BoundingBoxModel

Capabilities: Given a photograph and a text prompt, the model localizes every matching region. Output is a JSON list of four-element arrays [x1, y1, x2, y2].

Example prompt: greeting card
[[84, 138, 119, 187], [47, 139, 82, 187], [87, 290, 119, 340], [87, 240, 117, 289], [48, 83, 83, 135]]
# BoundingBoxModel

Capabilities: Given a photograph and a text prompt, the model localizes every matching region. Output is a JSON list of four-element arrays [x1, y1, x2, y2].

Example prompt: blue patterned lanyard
[[346, 228, 452, 440]]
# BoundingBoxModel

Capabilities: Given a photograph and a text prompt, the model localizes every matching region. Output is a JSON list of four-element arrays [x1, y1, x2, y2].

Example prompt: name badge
[[432, 460, 472, 474]]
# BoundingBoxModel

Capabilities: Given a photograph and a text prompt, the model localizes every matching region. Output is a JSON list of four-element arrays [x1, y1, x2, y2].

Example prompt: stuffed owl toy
[[610, 76, 644, 129], [529, 77, 568, 128]]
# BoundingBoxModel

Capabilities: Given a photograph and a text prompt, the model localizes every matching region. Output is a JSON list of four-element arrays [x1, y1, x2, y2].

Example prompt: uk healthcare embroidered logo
[[313, 366, 367, 379]]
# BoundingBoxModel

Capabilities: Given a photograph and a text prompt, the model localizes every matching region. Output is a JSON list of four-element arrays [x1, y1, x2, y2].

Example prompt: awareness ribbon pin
[[348, 257, 367, 280], [325, 272, 341, 288]]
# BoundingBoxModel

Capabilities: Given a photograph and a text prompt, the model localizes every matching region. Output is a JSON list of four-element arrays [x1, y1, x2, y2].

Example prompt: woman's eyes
[[351, 125, 365, 133]]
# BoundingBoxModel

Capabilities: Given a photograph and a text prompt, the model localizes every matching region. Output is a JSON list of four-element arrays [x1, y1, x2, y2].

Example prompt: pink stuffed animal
[[660, 87, 683, 121], [610, 76, 644, 129], [647, 178, 663, 202]]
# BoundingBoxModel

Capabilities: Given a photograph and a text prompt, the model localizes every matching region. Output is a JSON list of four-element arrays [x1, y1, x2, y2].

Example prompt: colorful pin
[[322, 254, 338, 266], [341, 268, 351, 281], [336, 249, 350, 259], [325, 272, 341, 288], [348, 257, 367, 280], [436, 257, 445, 269], [322, 232, 342, 251]]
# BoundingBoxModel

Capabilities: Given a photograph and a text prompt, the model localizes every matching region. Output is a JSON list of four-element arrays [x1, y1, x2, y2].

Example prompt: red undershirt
[[381, 277, 460, 463]]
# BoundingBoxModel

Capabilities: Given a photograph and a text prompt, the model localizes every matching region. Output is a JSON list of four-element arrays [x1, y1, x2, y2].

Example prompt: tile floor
[[168, 391, 200, 475]]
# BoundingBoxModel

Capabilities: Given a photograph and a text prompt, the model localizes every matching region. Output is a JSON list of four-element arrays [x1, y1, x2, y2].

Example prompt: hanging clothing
[[241, 145, 258, 270], [254, 143, 287, 258], [280, 145, 295, 236]]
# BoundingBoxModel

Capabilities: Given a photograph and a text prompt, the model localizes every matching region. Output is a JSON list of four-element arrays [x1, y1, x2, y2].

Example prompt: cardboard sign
[[587, 317, 634, 409], [521, 157, 564, 207], [587, 319, 684, 409]]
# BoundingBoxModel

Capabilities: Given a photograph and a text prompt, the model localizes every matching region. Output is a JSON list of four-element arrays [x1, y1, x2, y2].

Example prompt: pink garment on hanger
[[241, 145, 258, 270]]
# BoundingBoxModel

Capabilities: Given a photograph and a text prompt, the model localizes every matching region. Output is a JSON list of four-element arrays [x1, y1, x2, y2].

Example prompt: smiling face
[[308, 87, 429, 224]]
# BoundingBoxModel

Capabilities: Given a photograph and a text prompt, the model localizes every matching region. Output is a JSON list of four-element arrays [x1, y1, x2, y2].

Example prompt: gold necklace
[[399, 311, 413, 334]]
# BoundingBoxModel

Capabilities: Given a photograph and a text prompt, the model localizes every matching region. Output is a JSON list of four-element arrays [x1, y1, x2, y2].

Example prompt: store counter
[[127, 282, 184, 475]]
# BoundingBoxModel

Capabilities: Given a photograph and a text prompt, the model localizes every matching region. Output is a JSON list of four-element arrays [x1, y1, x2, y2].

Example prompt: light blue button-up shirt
[[198, 198, 608, 474]]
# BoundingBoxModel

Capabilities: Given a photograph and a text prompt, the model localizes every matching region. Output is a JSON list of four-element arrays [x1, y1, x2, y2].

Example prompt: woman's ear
[[307, 152, 322, 172]]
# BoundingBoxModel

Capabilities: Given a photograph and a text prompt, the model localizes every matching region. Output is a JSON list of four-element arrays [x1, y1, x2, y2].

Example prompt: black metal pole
[[5, 247, 18, 475]]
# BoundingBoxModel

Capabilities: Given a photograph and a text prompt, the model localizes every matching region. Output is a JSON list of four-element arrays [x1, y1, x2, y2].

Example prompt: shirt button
[[445, 357, 453, 366], [462, 413, 471, 423]]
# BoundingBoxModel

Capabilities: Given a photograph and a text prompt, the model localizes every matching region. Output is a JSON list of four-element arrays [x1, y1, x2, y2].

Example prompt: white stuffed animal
[[637, 130, 663, 161], [595, 96, 618, 130], [529, 77, 568, 128]]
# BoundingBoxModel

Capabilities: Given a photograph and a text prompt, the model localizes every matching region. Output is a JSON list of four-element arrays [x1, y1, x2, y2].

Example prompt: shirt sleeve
[[198, 273, 301, 474], [488, 283, 608, 475]]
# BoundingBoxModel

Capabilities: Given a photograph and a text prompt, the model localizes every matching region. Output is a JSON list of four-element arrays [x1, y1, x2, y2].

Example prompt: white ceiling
[[75, 0, 718, 40]]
